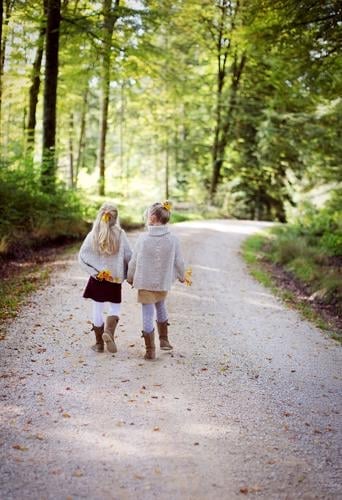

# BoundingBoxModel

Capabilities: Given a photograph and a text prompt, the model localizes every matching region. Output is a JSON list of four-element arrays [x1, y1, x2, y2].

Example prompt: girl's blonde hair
[[147, 201, 171, 225], [92, 203, 121, 255]]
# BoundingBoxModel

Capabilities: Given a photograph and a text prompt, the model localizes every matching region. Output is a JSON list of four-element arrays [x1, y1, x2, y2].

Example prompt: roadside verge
[[241, 230, 341, 343]]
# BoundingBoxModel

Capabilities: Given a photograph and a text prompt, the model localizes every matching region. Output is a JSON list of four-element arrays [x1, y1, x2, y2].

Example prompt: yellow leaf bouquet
[[185, 267, 192, 287], [97, 269, 114, 282]]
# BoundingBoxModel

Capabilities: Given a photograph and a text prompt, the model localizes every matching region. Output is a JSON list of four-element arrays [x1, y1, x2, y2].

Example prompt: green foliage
[[241, 233, 267, 264], [288, 191, 342, 256], [171, 211, 202, 223], [0, 161, 88, 255], [0, 0, 341, 224], [244, 193, 342, 315], [242, 228, 341, 340]]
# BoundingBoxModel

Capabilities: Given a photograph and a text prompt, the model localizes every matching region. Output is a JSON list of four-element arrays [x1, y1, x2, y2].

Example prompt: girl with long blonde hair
[[79, 203, 132, 353]]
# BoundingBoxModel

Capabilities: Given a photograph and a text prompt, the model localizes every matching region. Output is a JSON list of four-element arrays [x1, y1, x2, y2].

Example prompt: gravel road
[[0, 220, 341, 500]]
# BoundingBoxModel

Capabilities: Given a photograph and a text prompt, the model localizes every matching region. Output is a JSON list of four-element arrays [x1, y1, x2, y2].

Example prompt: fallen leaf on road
[[28, 434, 44, 441], [12, 444, 29, 451], [250, 485, 262, 493], [72, 469, 84, 477], [50, 469, 62, 475], [62, 413, 71, 418]]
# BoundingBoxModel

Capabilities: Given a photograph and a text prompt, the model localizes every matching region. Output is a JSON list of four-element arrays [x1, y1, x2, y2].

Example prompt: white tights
[[92, 301, 121, 327]]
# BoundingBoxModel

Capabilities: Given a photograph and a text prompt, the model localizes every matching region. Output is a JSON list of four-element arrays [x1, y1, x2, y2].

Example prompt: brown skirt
[[83, 276, 122, 303], [138, 289, 168, 304]]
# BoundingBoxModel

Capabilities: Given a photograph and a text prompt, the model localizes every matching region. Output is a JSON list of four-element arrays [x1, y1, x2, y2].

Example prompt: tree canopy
[[0, 0, 341, 226]]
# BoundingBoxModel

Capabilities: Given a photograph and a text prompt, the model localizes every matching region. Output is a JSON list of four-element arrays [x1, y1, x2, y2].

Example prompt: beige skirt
[[138, 289, 168, 304]]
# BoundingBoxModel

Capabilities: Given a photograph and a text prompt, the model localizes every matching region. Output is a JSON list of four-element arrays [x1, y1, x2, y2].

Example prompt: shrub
[[0, 161, 87, 255]]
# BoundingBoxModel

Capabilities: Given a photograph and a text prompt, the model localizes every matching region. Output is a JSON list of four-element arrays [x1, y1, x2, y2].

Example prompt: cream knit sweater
[[78, 229, 132, 283], [127, 225, 185, 291]]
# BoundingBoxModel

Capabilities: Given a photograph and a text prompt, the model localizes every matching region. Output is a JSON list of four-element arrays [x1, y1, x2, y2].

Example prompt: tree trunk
[[209, 0, 243, 201], [75, 85, 88, 188], [210, 50, 246, 199], [69, 112, 74, 187], [0, 3, 3, 129], [119, 80, 125, 178], [0, 0, 15, 144], [98, 0, 120, 196], [26, 2, 47, 154], [165, 138, 169, 200], [41, 0, 61, 192]]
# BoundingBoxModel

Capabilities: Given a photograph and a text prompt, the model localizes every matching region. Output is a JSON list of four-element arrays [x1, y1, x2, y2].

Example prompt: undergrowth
[[241, 191, 342, 342], [0, 264, 50, 339]]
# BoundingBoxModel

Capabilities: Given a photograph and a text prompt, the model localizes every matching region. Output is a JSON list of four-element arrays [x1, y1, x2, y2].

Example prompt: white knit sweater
[[78, 229, 132, 283], [127, 225, 185, 291]]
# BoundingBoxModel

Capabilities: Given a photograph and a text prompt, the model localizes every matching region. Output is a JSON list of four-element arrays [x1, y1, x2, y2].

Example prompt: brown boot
[[102, 315, 119, 353], [157, 320, 173, 350], [91, 324, 104, 352], [142, 330, 156, 360]]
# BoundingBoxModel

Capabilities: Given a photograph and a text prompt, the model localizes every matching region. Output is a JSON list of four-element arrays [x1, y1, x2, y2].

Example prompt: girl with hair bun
[[127, 201, 185, 360], [79, 203, 132, 354]]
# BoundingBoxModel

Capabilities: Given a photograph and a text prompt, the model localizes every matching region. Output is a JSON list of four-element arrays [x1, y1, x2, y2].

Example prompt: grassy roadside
[[0, 243, 79, 340], [242, 230, 341, 343]]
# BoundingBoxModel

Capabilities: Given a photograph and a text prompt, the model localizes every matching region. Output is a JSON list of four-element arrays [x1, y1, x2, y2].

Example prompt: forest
[[0, 0, 341, 254]]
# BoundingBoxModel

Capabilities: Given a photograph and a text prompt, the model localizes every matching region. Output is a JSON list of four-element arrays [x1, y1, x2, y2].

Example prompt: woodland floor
[[0, 220, 341, 500]]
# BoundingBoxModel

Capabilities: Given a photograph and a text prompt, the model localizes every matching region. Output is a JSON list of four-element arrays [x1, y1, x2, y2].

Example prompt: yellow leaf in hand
[[185, 267, 192, 286], [97, 270, 114, 282]]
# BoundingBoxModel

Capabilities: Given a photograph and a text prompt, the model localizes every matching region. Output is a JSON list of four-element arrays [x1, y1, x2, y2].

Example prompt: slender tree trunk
[[165, 138, 169, 200], [210, 50, 246, 199], [26, 3, 47, 153], [41, 0, 61, 192], [98, 0, 120, 196], [0, 0, 15, 145], [211, 68, 225, 199], [0, 0, 4, 139], [75, 85, 88, 188], [0, 3, 3, 133], [119, 80, 124, 178], [209, 0, 244, 201], [69, 112, 74, 187]]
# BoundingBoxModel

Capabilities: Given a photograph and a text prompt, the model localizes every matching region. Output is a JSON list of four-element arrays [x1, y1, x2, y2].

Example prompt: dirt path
[[0, 220, 341, 500]]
